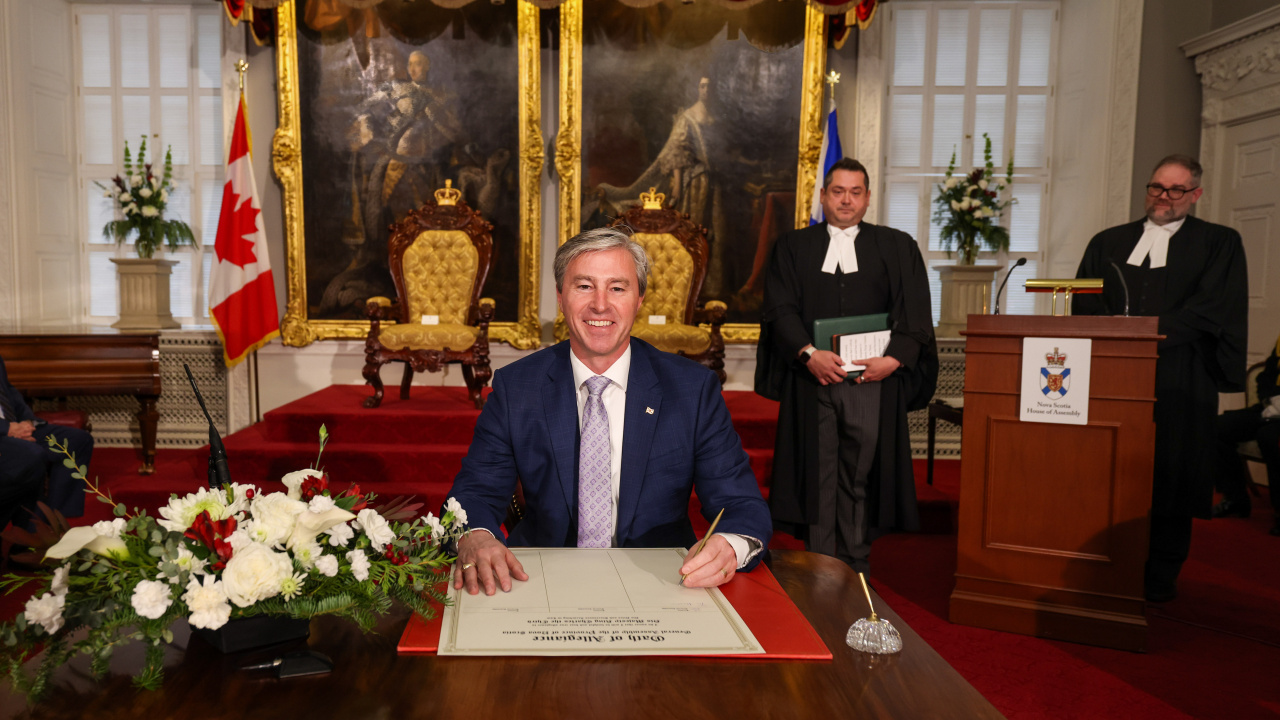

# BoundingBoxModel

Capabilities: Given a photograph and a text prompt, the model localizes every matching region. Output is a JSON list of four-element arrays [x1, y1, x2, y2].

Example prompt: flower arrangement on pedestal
[[932, 133, 1015, 265], [0, 427, 467, 699], [96, 136, 197, 259]]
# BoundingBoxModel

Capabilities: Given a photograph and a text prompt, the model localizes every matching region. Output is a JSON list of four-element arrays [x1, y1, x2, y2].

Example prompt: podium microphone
[[184, 363, 231, 489], [1108, 260, 1131, 317], [992, 257, 1027, 315]]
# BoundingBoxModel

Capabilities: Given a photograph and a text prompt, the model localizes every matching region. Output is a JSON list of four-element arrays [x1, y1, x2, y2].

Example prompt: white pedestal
[[936, 264, 998, 339], [111, 258, 181, 330]]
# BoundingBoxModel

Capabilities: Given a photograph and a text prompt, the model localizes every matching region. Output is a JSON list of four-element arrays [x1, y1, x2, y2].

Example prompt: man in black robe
[[1073, 154, 1248, 602], [756, 158, 936, 574]]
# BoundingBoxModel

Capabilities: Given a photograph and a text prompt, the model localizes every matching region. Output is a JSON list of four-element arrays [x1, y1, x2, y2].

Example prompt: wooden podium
[[949, 315, 1160, 652]]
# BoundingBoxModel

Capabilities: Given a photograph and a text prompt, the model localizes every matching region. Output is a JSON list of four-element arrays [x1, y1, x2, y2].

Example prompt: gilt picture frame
[[274, 0, 543, 349], [556, 0, 827, 343]]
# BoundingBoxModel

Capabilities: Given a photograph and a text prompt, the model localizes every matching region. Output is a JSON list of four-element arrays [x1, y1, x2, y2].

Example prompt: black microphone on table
[[184, 363, 231, 490], [1108, 260, 1131, 317], [992, 257, 1027, 315]]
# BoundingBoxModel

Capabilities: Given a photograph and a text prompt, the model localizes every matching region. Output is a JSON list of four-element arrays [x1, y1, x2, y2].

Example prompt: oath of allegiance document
[[436, 548, 764, 656]]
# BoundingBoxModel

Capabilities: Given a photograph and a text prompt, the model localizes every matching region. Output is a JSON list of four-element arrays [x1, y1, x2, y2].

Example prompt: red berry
[[245, 489, 255, 499]]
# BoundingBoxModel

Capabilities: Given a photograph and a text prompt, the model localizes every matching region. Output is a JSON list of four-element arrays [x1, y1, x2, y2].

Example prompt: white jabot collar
[[822, 223, 860, 274], [1127, 217, 1186, 269]]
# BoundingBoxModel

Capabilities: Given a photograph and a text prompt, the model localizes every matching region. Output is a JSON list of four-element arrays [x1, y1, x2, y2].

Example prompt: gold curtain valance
[[246, 0, 869, 15]]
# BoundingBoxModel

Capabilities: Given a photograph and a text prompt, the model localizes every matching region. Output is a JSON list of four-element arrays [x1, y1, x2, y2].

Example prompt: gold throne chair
[[610, 188, 727, 384], [362, 181, 495, 409]]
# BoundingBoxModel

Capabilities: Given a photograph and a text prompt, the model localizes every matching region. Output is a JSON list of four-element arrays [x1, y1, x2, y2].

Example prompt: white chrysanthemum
[[138, 187, 153, 199], [221, 542, 293, 608], [131, 580, 173, 620], [92, 518, 127, 539], [445, 498, 468, 528], [281, 469, 323, 500], [279, 571, 306, 600], [424, 513, 444, 541], [347, 550, 370, 582], [245, 493, 307, 547], [140, 205, 159, 218], [354, 509, 396, 552], [157, 486, 245, 533], [24, 593, 65, 635], [291, 541, 323, 570], [308, 495, 335, 513], [326, 522, 354, 548], [51, 565, 71, 597], [182, 575, 231, 630], [315, 554, 339, 577], [118, 192, 132, 203]]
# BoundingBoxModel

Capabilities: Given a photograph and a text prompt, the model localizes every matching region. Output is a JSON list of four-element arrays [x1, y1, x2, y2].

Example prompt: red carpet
[[10, 384, 1280, 718]]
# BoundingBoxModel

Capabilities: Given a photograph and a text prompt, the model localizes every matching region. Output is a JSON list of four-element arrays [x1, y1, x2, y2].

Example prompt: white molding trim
[[1181, 5, 1280, 59], [1102, 0, 1143, 228], [854, 17, 883, 225], [0, 0, 18, 321]]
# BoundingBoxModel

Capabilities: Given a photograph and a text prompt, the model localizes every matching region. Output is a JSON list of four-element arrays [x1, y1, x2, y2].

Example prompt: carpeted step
[[256, 385, 483, 444]]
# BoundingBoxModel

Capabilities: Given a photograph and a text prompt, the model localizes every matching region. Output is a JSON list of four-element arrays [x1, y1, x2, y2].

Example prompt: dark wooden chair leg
[[927, 404, 938, 486], [399, 362, 415, 400], [362, 362, 385, 409]]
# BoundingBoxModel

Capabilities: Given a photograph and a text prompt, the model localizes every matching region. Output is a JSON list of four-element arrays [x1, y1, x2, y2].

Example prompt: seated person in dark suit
[[0, 356, 93, 529], [445, 227, 771, 596], [1212, 331, 1280, 536]]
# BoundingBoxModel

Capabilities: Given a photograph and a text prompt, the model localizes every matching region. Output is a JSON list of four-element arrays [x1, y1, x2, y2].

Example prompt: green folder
[[812, 313, 890, 353]]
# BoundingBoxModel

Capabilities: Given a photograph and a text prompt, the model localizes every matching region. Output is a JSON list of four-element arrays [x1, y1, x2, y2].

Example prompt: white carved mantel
[[1182, 6, 1280, 223]]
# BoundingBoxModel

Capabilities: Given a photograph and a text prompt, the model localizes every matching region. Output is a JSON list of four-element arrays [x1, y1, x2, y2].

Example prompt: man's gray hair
[[553, 226, 650, 296]]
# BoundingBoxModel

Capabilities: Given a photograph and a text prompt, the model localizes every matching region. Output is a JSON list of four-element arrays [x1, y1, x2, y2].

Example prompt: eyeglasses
[[1146, 184, 1199, 200]]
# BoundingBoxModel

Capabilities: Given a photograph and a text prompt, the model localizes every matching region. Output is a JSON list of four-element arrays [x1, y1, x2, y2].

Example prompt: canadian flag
[[210, 93, 279, 367]]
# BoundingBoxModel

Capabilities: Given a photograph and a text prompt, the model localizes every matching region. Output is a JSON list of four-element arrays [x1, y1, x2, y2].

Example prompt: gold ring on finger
[[461, 562, 475, 571]]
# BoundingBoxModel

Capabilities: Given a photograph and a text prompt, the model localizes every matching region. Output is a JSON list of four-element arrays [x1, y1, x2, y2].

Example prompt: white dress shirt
[[569, 347, 756, 568], [1127, 217, 1186, 269], [821, 223, 860, 274]]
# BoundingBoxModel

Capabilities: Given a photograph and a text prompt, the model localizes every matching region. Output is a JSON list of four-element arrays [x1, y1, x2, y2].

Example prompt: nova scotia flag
[[808, 100, 844, 225]]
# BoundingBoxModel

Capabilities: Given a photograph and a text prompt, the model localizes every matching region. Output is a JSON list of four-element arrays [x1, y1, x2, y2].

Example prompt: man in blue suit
[[0, 356, 93, 530], [447, 227, 771, 595]]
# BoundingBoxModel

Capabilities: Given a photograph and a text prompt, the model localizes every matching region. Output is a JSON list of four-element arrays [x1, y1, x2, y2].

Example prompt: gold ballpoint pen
[[680, 508, 725, 585]]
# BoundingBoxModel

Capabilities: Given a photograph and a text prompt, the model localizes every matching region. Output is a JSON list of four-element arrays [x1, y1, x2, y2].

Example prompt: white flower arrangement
[[94, 135, 196, 259], [932, 133, 1015, 264], [0, 426, 469, 699]]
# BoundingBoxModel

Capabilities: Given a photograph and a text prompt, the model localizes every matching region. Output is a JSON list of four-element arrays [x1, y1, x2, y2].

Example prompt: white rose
[[315, 554, 339, 577], [131, 579, 174, 620], [119, 192, 132, 203], [24, 592, 65, 635], [183, 575, 232, 630], [220, 542, 293, 608], [131, 174, 142, 187], [354, 509, 396, 552], [140, 205, 159, 218], [92, 518, 127, 539], [326, 522, 354, 548], [281, 469, 323, 500], [138, 187, 153, 199], [347, 550, 370, 582], [978, 179, 989, 190], [246, 493, 307, 547]]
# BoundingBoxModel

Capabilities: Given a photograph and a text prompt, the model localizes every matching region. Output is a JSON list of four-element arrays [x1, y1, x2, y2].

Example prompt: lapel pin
[[645, 407, 654, 415]]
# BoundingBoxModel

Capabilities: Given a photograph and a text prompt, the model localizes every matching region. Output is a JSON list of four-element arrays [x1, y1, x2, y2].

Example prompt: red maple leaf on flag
[[215, 183, 261, 268]]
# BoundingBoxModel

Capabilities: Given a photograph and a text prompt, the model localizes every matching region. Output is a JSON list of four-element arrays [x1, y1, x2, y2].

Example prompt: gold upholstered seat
[[362, 182, 494, 409], [611, 189, 726, 383]]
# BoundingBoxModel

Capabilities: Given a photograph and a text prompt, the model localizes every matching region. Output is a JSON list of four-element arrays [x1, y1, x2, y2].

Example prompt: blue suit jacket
[[446, 339, 771, 569], [0, 356, 38, 438]]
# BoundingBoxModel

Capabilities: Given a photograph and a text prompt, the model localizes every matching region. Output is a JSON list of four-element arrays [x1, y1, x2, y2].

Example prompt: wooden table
[[0, 325, 161, 473], [0, 551, 1003, 719]]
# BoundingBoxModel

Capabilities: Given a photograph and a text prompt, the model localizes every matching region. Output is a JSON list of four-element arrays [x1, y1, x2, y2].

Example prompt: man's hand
[[805, 350, 848, 386], [679, 534, 737, 588], [852, 356, 901, 383], [6, 421, 36, 442], [453, 530, 528, 596]]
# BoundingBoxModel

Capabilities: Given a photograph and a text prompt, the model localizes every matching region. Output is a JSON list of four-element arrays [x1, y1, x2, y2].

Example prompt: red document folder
[[397, 561, 832, 660]]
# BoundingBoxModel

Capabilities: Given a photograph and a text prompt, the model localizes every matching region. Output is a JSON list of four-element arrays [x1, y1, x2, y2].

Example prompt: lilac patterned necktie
[[577, 375, 613, 548]]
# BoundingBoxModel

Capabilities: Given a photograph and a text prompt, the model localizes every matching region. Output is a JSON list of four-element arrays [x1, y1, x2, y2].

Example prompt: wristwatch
[[800, 346, 818, 362]]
